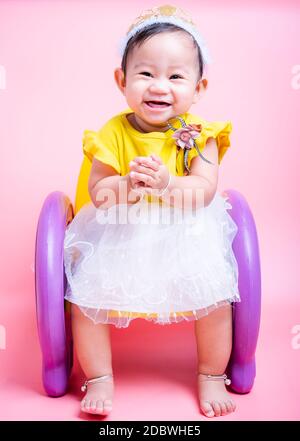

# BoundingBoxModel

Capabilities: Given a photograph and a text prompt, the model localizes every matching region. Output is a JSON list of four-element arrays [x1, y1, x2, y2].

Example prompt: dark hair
[[121, 23, 204, 81]]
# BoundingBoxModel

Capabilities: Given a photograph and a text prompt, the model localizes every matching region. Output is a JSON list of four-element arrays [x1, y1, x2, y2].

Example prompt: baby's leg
[[71, 304, 114, 415], [194, 304, 236, 418]]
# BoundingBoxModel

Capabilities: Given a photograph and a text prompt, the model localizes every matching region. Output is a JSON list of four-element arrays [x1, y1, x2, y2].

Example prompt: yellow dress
[[82, 107, 231, 177], [63, 108, 240, 328]]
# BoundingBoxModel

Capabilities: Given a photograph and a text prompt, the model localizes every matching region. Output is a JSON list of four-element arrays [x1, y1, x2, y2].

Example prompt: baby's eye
[[140, 72, 152, 77], [170, 74, 183, 79]]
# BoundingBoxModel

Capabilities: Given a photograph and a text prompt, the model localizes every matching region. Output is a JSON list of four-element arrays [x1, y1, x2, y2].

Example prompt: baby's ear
[[192, 78, 208, 103], [201, 78, 208, 89], [114, 67, 126, 94]]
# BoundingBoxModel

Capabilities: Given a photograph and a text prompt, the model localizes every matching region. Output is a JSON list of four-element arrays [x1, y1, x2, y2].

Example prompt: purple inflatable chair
[[35, 188, 261, 397]]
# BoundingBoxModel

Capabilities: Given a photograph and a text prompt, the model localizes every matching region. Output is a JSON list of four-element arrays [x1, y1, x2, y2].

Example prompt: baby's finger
[[133, 157, 160, 172], [128, 170, 143, 186], [133, 156, 149, 164], [143, 186, 155, 195], [130, 171, 155, 187], [150, 154, 163, 165], [129, 177, 146, 192], [130, 162, 156, 177]]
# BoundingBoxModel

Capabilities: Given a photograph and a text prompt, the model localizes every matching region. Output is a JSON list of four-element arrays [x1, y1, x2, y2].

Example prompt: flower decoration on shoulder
[[167, 116, 214, 174]]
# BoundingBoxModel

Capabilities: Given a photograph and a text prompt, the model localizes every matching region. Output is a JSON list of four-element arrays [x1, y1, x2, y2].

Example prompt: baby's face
[[115, 31, 206, 131]]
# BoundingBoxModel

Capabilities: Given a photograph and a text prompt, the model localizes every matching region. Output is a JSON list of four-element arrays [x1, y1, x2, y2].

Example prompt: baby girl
[[64, 4, 239, 418]]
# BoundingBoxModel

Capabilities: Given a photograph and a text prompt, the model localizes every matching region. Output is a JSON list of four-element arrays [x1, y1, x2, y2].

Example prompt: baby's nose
[[148, 79, 169, 93]]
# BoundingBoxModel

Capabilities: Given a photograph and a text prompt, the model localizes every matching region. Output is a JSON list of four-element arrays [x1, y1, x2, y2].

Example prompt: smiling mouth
[[145, 101, 171, 108]]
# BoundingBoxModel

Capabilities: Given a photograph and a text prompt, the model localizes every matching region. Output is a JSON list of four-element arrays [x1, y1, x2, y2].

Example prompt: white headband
[[118, 14, 213, 67]]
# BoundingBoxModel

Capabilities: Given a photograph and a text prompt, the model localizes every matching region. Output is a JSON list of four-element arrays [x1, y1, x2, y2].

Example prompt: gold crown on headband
[[127, 4, 196, 34]]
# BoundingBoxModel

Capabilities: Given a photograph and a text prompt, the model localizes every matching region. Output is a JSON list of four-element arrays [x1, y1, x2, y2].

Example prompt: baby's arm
[[161, 137, 219, 209], [88, 158, 142, 209]]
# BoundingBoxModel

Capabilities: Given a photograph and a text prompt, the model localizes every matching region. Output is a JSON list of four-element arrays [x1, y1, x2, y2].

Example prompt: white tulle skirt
[[63, 192, 240, 328]]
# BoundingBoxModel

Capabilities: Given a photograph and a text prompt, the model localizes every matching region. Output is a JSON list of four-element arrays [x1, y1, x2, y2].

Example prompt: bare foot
[[197, 374, 236, 418], [81, 376, 114, 416]]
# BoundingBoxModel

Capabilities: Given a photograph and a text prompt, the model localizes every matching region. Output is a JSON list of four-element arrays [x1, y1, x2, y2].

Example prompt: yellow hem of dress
[[65, 298, 238, 321]]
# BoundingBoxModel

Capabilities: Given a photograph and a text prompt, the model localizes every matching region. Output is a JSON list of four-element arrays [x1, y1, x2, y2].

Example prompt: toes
[[102, 400, 112, 415], [89, 400, 97, 413], [230, 399, 236, 412], [225, 400, 234, 413], [201, 401, 215, 418], [93, 400, 112, 416], [211, 401, 222, 417], [80, 399, 86, 412], [225, 400, 233, 413], [81, 394, 113, 416], [219, 401, 228, 415], [95, 400, 104, 414], [81, 399, 90, 413], [81, 398, 98, 414], [103, 400, 113, 413]]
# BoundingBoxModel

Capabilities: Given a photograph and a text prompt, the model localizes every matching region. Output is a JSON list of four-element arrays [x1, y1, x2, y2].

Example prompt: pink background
[[0, 0, 300, 420]]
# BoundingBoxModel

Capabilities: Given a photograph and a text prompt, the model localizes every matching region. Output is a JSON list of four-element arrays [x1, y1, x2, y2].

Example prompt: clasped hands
[[128, 153, 170, 196]]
